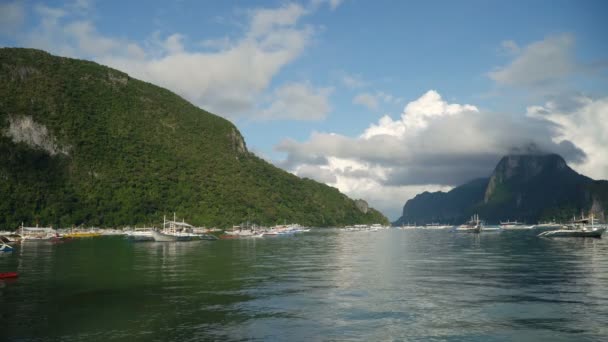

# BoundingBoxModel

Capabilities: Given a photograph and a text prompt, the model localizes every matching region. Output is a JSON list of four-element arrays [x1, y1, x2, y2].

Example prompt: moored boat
[[151, 214, 208, 242], [538, 214, 605, 238], [124, 228, 155, 242], [455, 214, 482, 233], [19, 224, 61, 241]]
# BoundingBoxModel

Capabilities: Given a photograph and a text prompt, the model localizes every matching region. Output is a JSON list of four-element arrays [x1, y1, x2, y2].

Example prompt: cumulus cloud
[[259, 82, 333, 121], [527, 96, 608, 180], [276, 90, 587, 218], [0, 1, 25, 35], [18, 2, 320, 119]]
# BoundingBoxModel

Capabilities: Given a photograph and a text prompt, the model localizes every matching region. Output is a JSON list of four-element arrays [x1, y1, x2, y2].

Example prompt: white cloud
[[0, 1, 25, 35], [527, 96, 608, 180], [259, 82, 333, 121], [353, 93, 379, 111], [489, 34, 579, 87], [277, 90, 587, 219], [19, 2, 316, 119]]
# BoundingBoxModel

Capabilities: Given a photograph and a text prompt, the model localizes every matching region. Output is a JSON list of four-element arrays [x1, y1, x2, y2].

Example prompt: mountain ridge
[[394, 153, 607, 225]]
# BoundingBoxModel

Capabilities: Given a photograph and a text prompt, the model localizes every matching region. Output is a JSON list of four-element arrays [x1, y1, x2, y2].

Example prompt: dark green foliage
[[394, 154, 608, 225], [0, 48, 388, 229]]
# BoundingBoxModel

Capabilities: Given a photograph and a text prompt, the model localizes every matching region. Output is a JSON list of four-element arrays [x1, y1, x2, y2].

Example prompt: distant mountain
[[0, 48, 388, 228], [394, 154, 607, 225]]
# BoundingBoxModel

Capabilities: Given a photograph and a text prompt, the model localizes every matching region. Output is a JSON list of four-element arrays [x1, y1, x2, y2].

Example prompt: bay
[[1, 229, 608, 341]]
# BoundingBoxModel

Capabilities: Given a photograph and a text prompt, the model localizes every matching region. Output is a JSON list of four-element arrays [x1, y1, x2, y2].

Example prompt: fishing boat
[[151, 214, 201, 242], [0, 272, 18, 279], [500, 220, 534, 230], [538, 214, 606, 238], [455, 214, 482, 233]]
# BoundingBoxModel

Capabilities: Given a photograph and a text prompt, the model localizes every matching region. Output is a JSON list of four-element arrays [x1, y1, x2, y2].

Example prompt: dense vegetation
[[394, 154, 608, 225], [0, 48, 388, 229]]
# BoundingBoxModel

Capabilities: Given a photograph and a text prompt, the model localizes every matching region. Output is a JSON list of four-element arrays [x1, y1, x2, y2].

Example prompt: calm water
[[1, 229, 608, 341]]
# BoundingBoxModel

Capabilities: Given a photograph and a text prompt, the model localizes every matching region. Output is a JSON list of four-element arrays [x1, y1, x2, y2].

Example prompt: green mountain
[[0, 48, 388, 229], [394, 154, 607, 225]]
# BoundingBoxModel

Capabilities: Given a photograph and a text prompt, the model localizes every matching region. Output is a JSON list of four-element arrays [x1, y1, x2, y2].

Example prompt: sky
[[1, 0, 607, 220]]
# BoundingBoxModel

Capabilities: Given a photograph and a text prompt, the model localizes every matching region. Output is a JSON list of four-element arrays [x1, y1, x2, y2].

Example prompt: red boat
[[0, 272, 18, 279]]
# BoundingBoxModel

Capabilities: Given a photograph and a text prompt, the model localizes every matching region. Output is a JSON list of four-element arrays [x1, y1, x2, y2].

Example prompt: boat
[[455, 214, 482, 233], [0, 272, 18, 279], [500, 220, 534, 230], [151, 214, 205, 242], [535, 220, 562, 228], [61, 229, 102, 238], [124, 227, 155, 242], [0, 241, 14, 252], [19, 224, 61, 241], [538, 214, 606, 238], [425, 223, 453, 230]]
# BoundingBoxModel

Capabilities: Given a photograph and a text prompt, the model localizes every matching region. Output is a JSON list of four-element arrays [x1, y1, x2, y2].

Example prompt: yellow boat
[[62, 231, 102, 238]]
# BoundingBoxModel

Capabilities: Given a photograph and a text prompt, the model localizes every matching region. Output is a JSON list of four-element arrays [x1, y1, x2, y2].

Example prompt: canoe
[[0, 272, 18, 279]]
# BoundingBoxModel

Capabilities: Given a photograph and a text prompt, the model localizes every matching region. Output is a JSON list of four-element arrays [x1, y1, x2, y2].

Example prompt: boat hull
[[539, 228, 605, 238], [455, 226, 481, 233], [151, 230, 194, 242], [0, 244, 14, 252], [0, 272, 18, 279]]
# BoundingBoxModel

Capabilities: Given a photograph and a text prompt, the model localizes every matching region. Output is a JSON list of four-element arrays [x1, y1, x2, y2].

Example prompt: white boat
[[124, 227, 155, 242], [500, 220, 534, 230], [152, 215, 199, 242], [19, 224, 60, 241], [425, 223, 453, 230], [455, 214, 482, 233], [538, 214, 606, 238]]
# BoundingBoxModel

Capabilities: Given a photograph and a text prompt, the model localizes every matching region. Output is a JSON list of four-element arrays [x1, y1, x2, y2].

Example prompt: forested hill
[[0, 48, 388, 228]]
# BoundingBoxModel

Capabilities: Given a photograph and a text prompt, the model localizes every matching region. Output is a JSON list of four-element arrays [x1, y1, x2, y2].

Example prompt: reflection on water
[[1, 231, 608, 341]]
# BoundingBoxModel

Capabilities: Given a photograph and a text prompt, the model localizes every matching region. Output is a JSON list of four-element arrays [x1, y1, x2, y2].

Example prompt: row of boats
[[396, 214, 606, 238], [0, 214, 312, 246]]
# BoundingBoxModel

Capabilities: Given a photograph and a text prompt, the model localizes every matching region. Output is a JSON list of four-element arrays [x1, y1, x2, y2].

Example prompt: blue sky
[[1, 0, 607, 219]]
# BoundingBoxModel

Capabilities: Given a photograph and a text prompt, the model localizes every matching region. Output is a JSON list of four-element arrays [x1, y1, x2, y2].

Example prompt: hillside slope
[[0, 48, 388, 228]]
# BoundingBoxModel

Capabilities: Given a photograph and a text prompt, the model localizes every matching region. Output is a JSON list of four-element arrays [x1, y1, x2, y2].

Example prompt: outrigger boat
[[455, 214, 482, 233], [19, 224, 60, 241], [151, 214, 213, 242], [538, 214, 606, 238]]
